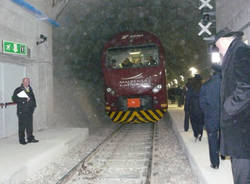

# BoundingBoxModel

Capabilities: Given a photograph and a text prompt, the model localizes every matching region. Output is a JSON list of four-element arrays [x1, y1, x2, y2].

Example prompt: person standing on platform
[[200, 65, 222, 169], [12, 78, 39, 145], [215, 27, 250, 184], [184, 78, 192, 131], [188, 75, 204, 141], [176, 86, 184, 107]]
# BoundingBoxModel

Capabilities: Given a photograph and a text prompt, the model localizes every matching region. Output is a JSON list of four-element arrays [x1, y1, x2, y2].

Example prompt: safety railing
[[0, 102, 16, 108]]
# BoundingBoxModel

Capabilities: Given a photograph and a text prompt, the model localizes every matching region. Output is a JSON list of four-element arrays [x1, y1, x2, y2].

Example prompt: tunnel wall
[[216, 0, 250, 42], [0, 1, 55, 137]]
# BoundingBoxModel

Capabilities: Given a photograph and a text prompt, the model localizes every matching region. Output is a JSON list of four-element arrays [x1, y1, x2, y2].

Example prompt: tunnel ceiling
[[53, 0, 209, 86]]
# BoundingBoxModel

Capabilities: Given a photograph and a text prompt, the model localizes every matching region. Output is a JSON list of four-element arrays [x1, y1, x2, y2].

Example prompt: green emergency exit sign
[[2, 40, 27, 55]]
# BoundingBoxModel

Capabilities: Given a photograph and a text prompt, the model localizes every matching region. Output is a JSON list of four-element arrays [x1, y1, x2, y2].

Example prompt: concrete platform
[[0, 128, 88, 184], [168, 104, 234, 184]]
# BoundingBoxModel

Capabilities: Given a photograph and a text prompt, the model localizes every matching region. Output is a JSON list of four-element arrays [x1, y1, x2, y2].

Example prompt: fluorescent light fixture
[[173, 79, 178, 85], [180, 75, 184, 81], [189, 67, 198, 77], [129, 51, 141, 55], [211, 52, 221, 64]]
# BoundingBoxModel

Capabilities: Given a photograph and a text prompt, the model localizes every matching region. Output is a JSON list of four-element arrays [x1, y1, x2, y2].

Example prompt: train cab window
[[106, 45, 159, 69]]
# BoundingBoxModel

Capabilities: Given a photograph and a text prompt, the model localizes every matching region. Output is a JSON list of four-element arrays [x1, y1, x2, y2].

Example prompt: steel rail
[[146, 123, 156, 184], [56, 124, 124, 184]]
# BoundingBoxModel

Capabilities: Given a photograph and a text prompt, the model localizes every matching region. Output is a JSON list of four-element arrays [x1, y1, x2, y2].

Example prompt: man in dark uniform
[[215, 28, 250, 184], [12, 78, 39, 145], [188, 74, 204, 141], [200, 65, 221, 169], [184, 78, 192, 131]]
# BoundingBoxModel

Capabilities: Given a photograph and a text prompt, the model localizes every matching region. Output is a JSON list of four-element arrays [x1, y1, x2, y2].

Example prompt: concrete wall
[[0, 0, 55, 133], [216, 0, 250, 42]]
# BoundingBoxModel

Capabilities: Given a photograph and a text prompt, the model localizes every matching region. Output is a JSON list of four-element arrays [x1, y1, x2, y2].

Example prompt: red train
[[101, 31, 168, 123]]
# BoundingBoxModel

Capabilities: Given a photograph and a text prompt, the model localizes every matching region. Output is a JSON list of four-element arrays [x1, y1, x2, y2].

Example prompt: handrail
[[5, 102, 16, 108], [0, 102, 16, 108]]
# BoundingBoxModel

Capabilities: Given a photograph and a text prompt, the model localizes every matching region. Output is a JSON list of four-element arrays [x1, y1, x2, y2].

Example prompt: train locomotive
[[102, 31, 168, 123]]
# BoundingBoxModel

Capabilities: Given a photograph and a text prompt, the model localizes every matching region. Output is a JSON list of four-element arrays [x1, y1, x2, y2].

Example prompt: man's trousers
[[18, 112, 34, 142], [184, 111, 189, 131], [207, 131, 220, 167], [190, 115, 204, 138]]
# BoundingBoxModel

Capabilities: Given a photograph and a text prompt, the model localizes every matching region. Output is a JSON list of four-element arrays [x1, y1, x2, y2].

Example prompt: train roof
[[103, 31, 164, 52]]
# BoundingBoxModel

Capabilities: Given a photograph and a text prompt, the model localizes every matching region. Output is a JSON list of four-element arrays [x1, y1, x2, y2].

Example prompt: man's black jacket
[[12, 85, 36, 114], [220, 38, 250, 159]]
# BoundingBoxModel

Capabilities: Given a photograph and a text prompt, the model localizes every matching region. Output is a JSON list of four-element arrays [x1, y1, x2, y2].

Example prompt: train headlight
[[156, 84, 162, 89], [106, 88, 112, 93], [152, 84, 162, 93], [106, 87, 116, 95]]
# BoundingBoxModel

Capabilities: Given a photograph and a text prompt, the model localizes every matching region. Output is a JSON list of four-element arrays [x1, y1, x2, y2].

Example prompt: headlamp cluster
[[106, 88, 115, 95], [152, 84, 162, 93]]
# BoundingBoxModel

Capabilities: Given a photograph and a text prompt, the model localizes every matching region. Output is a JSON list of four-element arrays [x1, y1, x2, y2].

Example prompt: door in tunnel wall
[[0, 62, 26, 139], [0, 64, 3, 138]]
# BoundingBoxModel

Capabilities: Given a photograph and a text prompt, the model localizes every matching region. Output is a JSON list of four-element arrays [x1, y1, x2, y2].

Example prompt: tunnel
[[0, 0, 249, 183]]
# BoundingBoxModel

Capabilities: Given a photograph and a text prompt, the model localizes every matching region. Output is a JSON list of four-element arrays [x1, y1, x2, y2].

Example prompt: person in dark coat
[[188, 75, 204, 141], [200, 65, 221, 169], [12, 78, 39, 145], [184, 78, 192, 131], [215, 27, 250, 184], [176, 86, 184, 107], [168, 88, 176, 104]]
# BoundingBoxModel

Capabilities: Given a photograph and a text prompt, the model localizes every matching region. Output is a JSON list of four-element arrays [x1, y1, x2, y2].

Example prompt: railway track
[[57, 123, 156, 184]]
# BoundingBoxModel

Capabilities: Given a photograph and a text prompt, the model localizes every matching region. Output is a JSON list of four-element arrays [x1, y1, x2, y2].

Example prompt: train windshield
[[106, 44, 159, 69]]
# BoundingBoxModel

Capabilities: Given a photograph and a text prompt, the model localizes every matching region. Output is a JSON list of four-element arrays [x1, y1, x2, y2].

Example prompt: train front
[[102, 32, 168, 123]]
